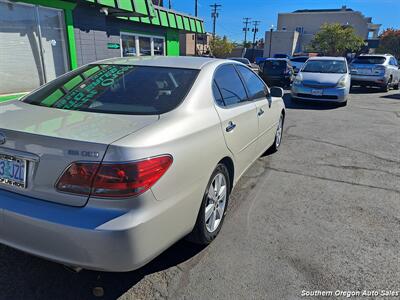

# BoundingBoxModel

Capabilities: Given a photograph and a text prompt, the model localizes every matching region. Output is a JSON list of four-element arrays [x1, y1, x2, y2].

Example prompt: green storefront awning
[[84, 0, 204, 33]]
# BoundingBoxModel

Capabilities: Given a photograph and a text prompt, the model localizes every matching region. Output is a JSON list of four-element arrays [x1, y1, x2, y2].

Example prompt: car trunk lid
[[0, 100, 159, 206]]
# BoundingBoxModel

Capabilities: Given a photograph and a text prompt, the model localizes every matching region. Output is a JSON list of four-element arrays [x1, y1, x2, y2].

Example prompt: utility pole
[[243, 17, 251, 45], [251, 21, 260, 48], [268, 25, 274, 57], [210, 3, 221, 38], [168, 0, 171, 9]]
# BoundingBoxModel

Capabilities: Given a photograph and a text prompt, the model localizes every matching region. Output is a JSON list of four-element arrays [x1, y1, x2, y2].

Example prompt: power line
[[251, 21, 261, 48], [210, 3, 222, 38], [243, 17, 251, 45]]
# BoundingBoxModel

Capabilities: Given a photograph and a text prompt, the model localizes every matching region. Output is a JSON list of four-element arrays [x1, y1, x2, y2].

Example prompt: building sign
[[107, 43, 121, 49]]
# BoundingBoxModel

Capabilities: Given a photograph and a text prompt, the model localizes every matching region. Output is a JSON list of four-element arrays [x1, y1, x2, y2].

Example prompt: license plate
[[311, 89, 323, 96], [358, 69, 372, 75], [0, 154, 27, 188]]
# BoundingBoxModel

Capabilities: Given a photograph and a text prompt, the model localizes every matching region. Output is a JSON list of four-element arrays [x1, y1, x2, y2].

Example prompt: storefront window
[[153, 38, 165, 56], [121, 34, 137, 56], [121, 33, 165, 57], [138, 36, 152, 56]]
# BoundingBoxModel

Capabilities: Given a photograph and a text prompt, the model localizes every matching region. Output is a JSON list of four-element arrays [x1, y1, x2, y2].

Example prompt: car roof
[[308, 56, 346, 61], [264, 58, 290, 61], [97, 56, 224, 70], [359, 53, 392, 57]]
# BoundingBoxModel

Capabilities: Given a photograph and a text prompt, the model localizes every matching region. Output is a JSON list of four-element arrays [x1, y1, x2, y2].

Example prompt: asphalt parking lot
[[0, 88, 399, 300]]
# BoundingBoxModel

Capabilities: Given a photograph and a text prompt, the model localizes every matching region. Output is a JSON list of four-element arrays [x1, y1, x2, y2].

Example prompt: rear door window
[[214, 64, 248, 106], [22, 64, 199, 115], [236, 65, 266, 100]]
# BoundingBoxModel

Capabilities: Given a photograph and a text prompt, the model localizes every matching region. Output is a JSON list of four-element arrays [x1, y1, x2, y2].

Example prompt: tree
[[376, 28, 400, 59], [308, 23, 365, 56], [210, 36, 235, 58]]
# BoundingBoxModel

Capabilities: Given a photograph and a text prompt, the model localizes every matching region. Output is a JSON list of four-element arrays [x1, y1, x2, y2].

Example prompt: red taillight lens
[[56, 155, 173, 198], [56, 163, 99, 195]]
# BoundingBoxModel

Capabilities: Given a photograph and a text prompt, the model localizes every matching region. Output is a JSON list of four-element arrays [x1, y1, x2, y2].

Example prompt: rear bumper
[[0, 188, 186, 272], [291, 85, 348, 103], [351, 74, 388, 86]]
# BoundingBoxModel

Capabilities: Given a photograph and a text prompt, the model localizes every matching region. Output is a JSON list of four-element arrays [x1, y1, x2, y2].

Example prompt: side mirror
[[270, 87, 284, 98]]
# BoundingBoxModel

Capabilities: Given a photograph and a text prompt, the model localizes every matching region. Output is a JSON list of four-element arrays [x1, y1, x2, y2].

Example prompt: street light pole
[[268, 25, 274, 58]]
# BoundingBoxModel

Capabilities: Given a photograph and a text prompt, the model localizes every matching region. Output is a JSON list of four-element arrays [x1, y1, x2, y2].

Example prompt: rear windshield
[[264, 60, 287, 74], [302, 60, 347, 74], [22, 64, 199, 115], [352, 56, 386, 64]]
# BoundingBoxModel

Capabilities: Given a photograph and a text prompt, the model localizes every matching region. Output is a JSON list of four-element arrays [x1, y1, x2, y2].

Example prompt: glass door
[[36, 6, 69, 82], [0, 1, 44, 94], [0, 0, 69, 95]]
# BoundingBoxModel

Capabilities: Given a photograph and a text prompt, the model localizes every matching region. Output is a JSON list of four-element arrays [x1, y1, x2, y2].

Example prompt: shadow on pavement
[[349, 86, 384, 94], [283, 93, 342, 110], [380, 93, 400, 100], [0, 240, 206, 299]]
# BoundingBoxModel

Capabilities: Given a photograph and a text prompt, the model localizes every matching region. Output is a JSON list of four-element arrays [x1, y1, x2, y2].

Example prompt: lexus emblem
[[0, 133, 6, 145]]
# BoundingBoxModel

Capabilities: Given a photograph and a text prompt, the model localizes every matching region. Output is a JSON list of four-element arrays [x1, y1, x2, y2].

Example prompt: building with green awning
[[0, 0, 205, 99]]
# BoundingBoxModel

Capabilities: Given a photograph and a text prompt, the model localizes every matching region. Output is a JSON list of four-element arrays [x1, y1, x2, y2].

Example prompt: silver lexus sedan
[[0, 57, 285, 272]]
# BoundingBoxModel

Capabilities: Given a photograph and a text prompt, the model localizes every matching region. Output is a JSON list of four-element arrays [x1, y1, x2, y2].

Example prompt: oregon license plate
[[0, 154, 27, 188], [311, 89, 323, 96]]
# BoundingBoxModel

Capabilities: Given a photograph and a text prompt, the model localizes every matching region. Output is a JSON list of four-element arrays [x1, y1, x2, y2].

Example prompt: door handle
[[225, 121, 236, 132], [258, 108, 265, 116]]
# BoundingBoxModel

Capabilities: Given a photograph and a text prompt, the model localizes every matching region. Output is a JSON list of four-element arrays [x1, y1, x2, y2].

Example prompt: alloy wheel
[[275, 115, 283, 148], [205, 173, 227, 233]]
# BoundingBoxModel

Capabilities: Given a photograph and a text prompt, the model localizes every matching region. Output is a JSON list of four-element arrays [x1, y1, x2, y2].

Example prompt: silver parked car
[[0, 57, 285, 272], [350, 54, 400, 91], [291, 56, 351, 105]]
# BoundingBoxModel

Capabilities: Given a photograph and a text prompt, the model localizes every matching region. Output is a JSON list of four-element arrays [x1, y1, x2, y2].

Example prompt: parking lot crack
[[267, 167, 400, 194], [316, 163, 400, 178], [287, 134, 400, 164]]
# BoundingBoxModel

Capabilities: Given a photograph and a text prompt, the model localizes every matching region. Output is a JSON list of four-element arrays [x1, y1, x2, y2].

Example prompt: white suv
[[350, 54, 400, 92]]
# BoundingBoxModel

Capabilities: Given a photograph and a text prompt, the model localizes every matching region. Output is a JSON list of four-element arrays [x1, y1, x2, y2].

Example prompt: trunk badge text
[[67, 150, 100, 158], [0, 133, 6, 145]]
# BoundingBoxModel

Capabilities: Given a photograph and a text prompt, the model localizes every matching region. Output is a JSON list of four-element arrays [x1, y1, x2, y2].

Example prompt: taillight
[[56, 155, 173, 198]]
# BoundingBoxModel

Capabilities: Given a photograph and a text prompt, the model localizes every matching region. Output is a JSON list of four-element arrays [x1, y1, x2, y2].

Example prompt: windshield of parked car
[[22, 64, 199, 115], [352, 56, 386, 64], [264, 60, 287, 75], [302, 60, 347, 74]]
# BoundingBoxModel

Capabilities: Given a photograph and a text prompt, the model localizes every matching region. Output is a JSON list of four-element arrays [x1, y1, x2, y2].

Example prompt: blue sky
[[170, 0, 400, 42]]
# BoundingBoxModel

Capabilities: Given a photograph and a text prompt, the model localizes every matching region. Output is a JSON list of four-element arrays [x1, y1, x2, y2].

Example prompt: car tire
[[187, 164, 231, 245], [381, 78, 391, 92], [394, 82, 399, 90], [270, 113, 284, 152]]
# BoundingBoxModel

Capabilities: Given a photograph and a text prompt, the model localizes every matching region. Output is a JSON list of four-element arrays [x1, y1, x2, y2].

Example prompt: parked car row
[[238, 53, 400, 106]]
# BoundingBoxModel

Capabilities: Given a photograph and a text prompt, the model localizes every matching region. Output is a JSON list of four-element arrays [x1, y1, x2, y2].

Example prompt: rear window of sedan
[[352, 56, 386, 64], [22, 64, 199, 115]]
